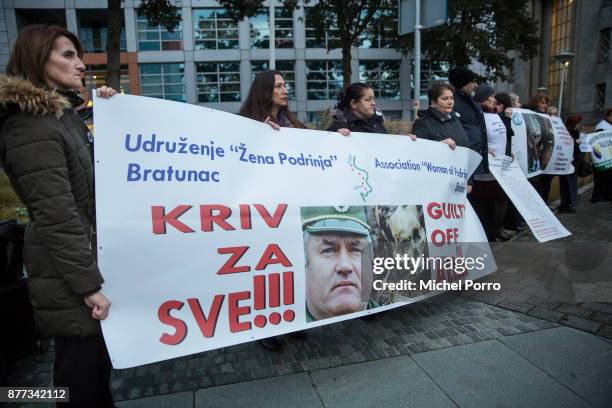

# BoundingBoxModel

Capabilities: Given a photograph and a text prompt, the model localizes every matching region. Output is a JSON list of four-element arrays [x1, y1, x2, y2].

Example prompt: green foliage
[[220, 0, 395, 89], [217, 0, 300, 21], [136, 0, 181, 32], [400, 0, 539, 81]]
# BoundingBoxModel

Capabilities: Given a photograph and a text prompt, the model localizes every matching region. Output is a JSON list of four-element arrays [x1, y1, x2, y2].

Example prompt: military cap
[[301, 206, 370, 236]]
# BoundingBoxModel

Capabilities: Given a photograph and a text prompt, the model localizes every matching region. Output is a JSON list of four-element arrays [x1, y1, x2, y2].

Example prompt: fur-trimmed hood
[[0, 75, 72, 118]]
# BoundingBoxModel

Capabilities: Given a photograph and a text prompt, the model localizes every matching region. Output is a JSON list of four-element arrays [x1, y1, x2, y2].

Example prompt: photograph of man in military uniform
[[301, 205, 429, 322], [301, 206, 377, 322]]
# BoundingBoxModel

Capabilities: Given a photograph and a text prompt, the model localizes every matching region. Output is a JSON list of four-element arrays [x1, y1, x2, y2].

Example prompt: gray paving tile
[[412, 339, 591, 408], [310, 355, 456, 408], [500, 327, 612, 408], [116, 391, 192, 407], [195, 373, 322, 408]]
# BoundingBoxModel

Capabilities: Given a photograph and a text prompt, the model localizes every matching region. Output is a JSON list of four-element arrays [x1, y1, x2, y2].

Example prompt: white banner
[[93, 95, 495, 368], [484, 112, 507, 155], [510, 109, 574, 177], [585, 131, 612, 171], [487, 154, 571, 242]]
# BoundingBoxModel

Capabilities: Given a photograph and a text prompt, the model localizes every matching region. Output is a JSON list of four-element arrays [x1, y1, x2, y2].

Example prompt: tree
[[106, 0, 181, 89], [306, 1, 395, 88], [220, 0, 395, 89], [400, 0, 539, 81]]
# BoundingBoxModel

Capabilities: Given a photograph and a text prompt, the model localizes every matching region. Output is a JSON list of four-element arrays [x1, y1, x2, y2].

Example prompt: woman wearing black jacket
[[0, 25, 116, 406], [240, 70, 307, 351], [412, 82, 469, 149], [327, 83, 388, 135]]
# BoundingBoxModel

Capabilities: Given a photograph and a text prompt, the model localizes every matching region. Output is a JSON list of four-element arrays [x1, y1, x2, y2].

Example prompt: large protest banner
[[487, 155, 571, 242], [93, 95, 495, 368], [585, 131, 612, 171], [510, 109, 574, 177]]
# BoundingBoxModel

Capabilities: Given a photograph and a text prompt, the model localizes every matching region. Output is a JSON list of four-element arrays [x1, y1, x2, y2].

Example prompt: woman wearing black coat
[[0, 25, 116, 406], [412, 82, 469, 149], [327, 83, 386, 134]]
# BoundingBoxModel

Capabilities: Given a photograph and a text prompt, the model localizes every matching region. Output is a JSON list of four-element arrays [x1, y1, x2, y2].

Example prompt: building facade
[[499, 0, 612, 124], [1, 0, 444, 123]]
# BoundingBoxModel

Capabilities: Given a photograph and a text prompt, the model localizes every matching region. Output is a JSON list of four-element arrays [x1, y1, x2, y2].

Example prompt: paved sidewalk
[[114, 326, 612, 408], [461, 189, 612, 339], [6, 187, 612, 407]]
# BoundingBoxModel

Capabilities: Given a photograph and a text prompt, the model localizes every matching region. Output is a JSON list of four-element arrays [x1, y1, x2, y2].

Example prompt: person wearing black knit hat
[[449, 66, 478, 90], [472, 84, 495, 104], [448, 67, 493, 241]]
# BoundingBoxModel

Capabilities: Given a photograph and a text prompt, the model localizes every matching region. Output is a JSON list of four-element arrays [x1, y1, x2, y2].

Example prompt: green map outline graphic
[[348, 155, 373, 202]]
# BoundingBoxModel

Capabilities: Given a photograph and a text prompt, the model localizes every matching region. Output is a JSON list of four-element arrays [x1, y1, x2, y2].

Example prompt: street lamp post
[[554, 51, 575, 116]]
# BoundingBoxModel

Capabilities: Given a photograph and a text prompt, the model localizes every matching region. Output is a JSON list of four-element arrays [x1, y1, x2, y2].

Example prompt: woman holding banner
[[240, 70, 307, 351], [240, 69, 305, 130], [327, 82, 387, 135], [0, 25, 116, 406], [327, 82, 418, 144], [592, 108, 612, 202], [411, 82, 469, 149]]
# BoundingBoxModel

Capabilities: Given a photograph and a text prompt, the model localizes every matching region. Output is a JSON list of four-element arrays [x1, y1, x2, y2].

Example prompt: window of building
[[77, 9, 126, 53], [250, 8, 294, 49], [547, 0, 573, 106], [193, 8, 239, 50], [137, 13, 182, 51], [305, 8, 339, 48], [139, 63, 185, 102], [359, 60, 400, 99], [16, 9, 66, 29], [358, 8, 398, 48], [251, 60, 296, 100], [595, 84, 606, 111], [306, 111, 326, 128], [410, 60, 449, 95], [306, 60, 343, 100], [195, 62, 241, 103], [597, 27, 610, 64], [85, 65, 130, 94]]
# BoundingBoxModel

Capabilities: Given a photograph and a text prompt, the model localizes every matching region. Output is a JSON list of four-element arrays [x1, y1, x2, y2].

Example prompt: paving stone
[[558, 315, 602, 334], [581, 302, 612, 314], [498, 299, 534, 313], [195, 373, 322, 408], [501, 327, 612, 408], [527, 306, 564, 322], [597, 325, 612, 339], [116, 391, 193, 407], [311, 356, 455, 408], [555, 303, 594, 319], [413, 339, 591, 408]]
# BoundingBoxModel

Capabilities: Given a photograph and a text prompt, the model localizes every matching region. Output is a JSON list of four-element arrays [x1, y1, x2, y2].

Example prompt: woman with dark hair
[[240, 70, 307, 351], [0, 25, 116, 406], [411, 82, 468, 150], [240, 69, 305, 129], [327, 82, 387, 135]]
